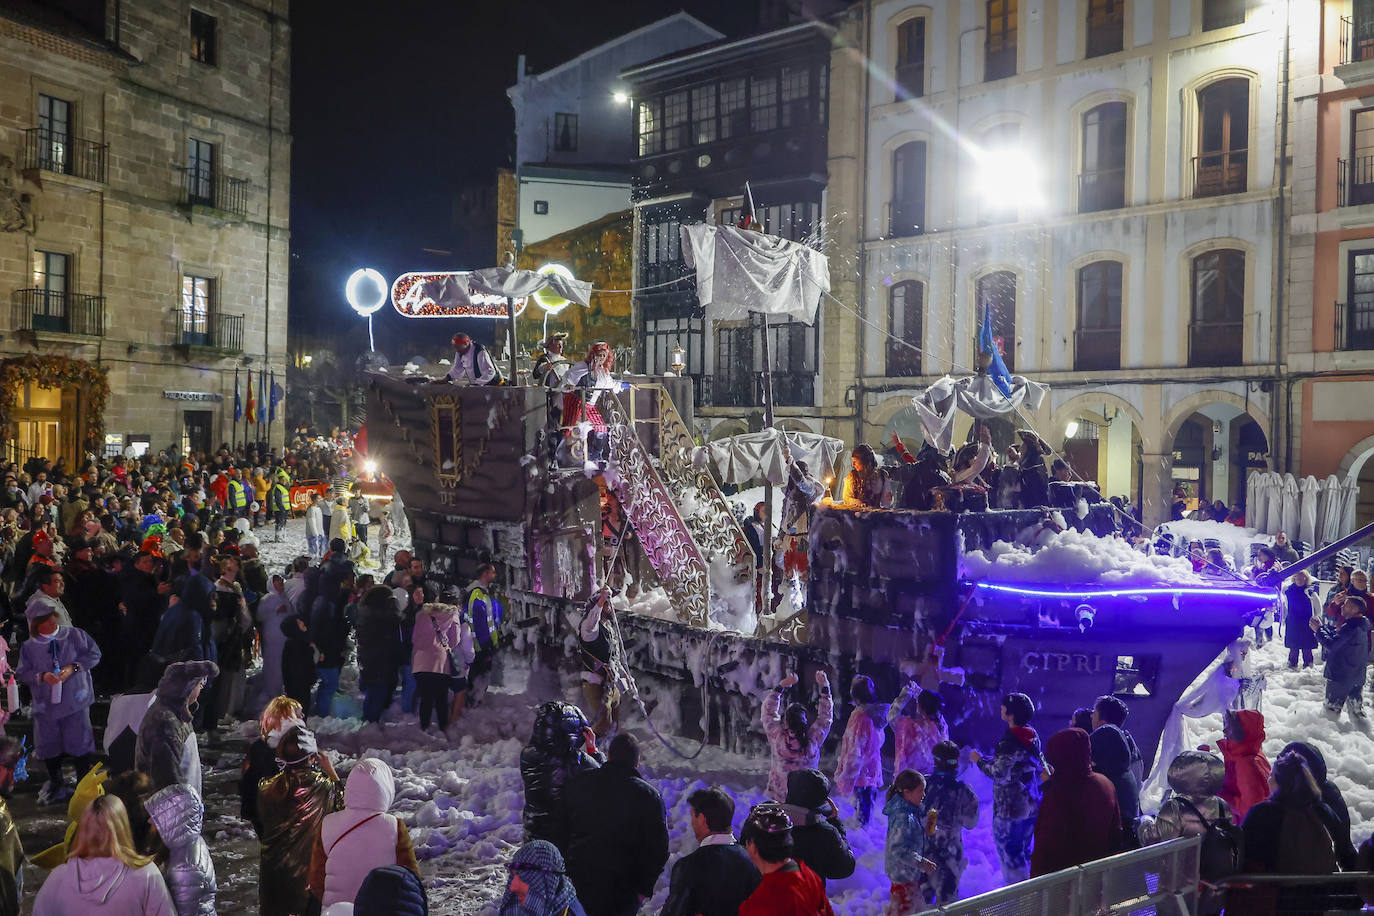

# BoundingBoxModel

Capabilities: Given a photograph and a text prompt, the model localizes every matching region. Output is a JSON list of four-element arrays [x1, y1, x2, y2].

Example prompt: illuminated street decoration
[[391, 272, 529, 319], [973, 580, 1276, 603]]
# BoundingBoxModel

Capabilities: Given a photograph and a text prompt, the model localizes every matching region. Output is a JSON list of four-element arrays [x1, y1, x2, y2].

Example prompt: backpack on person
[[1277, 804, 1339, 876], [1176, 798, 1244, 882]]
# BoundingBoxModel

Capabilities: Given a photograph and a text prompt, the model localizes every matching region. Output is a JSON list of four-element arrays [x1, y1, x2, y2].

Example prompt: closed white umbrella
[[1340, 475, 1361, 540], [1250, 471, 1270, 532], [1299, 475, 1322, 547], [1280, 473, 1301, 541], [1246, 471, 1260, 526], [1264, 472, 1285, 535], [1320, 474, 1345, 544]]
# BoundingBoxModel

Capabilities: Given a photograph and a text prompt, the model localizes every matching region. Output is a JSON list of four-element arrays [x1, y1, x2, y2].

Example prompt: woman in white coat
[[308, 758, 420, 909]]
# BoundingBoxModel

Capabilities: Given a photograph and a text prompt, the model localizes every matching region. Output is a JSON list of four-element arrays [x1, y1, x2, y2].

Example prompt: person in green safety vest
[[464, 563, 502, 710], [226, 470, 248, 521], [268, 479, 291, 543]]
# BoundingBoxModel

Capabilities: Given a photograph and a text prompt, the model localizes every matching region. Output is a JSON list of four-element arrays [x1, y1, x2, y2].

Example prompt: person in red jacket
[[1217, 708, 1271, 823], [1031, 728, 1122, 877], [738, 803, 834, 916]]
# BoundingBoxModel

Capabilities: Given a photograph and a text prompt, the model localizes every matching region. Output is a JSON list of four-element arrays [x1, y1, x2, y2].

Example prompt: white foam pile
[[1154, 518, 1265, 569], [961, 527, 1212, 587]]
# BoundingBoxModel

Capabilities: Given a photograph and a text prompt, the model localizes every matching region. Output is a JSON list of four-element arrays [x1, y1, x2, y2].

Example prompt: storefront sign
[[162, 390, 222, 402]]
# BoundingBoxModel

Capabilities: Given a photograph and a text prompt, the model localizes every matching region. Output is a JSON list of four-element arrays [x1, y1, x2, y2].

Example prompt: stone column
[[1139, 452, 1173, 528]]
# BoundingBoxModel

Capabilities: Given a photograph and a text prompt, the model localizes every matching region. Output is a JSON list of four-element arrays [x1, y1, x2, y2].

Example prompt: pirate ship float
[[365, 247, 1284, 771]]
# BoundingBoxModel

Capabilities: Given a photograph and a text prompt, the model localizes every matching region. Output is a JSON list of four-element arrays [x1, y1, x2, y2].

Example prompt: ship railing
[[931, 836, 1200, 915]]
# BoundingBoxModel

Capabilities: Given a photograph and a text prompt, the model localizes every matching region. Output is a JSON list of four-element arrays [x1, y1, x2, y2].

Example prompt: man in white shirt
[[446, 333, 498, 385]]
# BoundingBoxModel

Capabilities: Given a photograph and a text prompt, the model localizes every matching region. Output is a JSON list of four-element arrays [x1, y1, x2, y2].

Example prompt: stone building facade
[[0, 0, 289, 465], [1287, 0, 1374, 528], [826, 0, 1287, 524]]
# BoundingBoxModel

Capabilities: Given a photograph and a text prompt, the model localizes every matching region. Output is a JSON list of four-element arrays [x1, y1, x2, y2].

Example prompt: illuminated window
[[986, 0, 1018, 80], [637, 100, 660, 156], [190, 9, 216, 65], [896, 18, 926, 98]]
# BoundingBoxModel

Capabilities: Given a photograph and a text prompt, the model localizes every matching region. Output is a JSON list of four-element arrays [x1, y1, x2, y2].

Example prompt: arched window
[[1195, 78, 1248, 197], [887, 281, 923, 376], [896, 17, 926, 99], [1080, 102, 1127, 213], [890, 141, 927, 237], [976, 271, 1016, 371], [1075, 261, 1122, 370], [1189, 249, 1244, 366]]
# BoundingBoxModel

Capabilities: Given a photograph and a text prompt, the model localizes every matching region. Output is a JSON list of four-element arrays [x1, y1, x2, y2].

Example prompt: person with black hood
[[779, 769, 855, 884], [560, 733, 668, 916], [970, 692, 1045, 884], [1238, 749, 1342, 915], [311, 569, 355, 718], [1280, 741, 1358, 869], [519, 701, 603, 847], [662, 787, 759, 916], [355, 584, 403, 723], [1031, 728, 1121, 877], [1089, 715, 1142, 849], [135, 660, 220, 798], [120, 551, 170, 688]]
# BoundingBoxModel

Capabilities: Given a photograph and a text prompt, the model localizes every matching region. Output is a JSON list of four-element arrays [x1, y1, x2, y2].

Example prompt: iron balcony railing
[[1075, 326, 1122, 370], [1338, 154, 1374, 206], [1335, 299, 1374, 351], [886, 200, 925, 238], [985, 33, 1017, 81], [176, 309, 244, 351], [1193, 150, 1247, 197], [1188, 320, 1244, 366], [1341, 14, 1374, 64], [895, 60, 924, 98], [21, 128, 108, 183], [1079, 168, 1126, 213], [177, 167, 249, 217], [11, 289, 105, 336]]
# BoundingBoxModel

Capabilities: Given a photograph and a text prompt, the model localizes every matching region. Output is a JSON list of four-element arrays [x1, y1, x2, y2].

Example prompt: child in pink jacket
[[889, 682, 949, 776], [835, 675, 888, 826]]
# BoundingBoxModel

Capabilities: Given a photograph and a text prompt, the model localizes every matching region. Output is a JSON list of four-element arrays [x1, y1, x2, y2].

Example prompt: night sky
[[288, 0, 760, 361]]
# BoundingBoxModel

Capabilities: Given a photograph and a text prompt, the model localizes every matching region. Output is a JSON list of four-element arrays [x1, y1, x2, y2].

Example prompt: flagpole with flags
[[233, 367, 243, 450]]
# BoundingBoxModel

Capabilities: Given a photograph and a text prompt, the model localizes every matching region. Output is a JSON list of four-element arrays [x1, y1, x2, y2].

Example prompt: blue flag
[[233, 368, 243, 421], [269, 371, 281, 422], [979, 306, 1014, 398]]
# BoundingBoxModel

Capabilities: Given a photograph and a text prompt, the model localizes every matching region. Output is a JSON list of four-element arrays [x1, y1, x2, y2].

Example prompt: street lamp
[[670, 341, 686, 375], [345, 267, 388, 352]]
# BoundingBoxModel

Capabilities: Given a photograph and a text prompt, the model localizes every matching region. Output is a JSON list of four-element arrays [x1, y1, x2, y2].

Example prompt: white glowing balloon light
[[346, 267, 388, 351], [532, 264, 575, 314]]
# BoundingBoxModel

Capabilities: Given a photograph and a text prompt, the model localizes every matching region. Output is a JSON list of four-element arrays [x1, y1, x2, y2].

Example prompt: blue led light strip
[[972, 580, 1276, 602]]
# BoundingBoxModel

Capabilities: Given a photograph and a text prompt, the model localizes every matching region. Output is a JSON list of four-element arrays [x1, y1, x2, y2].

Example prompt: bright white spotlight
[[1065, 420, 1080, 439], [975, 148, 1043, 213], [364, 459, 377, 475], [612, 91, 629, 104]]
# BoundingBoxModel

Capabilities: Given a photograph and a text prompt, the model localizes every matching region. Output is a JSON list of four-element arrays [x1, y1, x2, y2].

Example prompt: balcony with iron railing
[[707, 370, 815, 409], [984, 34, 1017, 81], [176, 167, 249, 218], [895, 61, 924, 99], [1192, 150, 1247, 198], [886, 200, 925, 238], [1338, 155, 1374, 207], [175, 309, 244, 352], [1335, 299, 1374, 351], [1074, 326, 1122, 371], [11, 289, 105, 336], [20, 128, 108, 183], [1188, 321, 1243, 367], [1078, 169, 1126, 213], [1343, 14, 1374, 64]]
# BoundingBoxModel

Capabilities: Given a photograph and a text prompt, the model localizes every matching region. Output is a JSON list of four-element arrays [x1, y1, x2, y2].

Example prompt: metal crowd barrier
[[932, 836, 1201, 916], [1211, 872, 1374, 914]]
